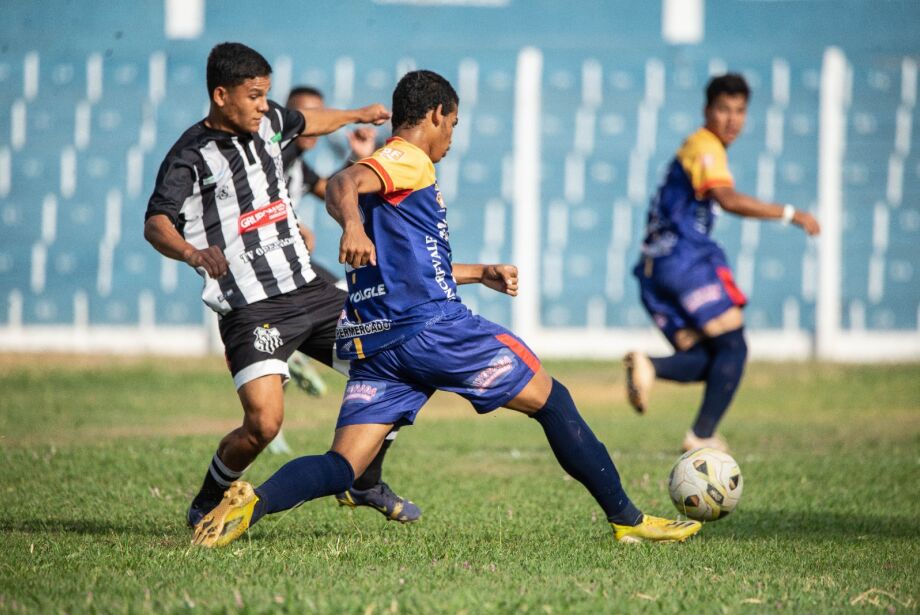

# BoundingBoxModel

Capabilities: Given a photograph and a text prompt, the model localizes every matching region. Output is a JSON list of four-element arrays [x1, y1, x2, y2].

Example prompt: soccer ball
[[668, 448, 743, 521]]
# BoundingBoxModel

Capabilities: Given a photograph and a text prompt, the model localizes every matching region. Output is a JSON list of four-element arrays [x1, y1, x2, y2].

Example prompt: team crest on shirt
[[434, 181, 446, 209], [253, 324, 283, 354]]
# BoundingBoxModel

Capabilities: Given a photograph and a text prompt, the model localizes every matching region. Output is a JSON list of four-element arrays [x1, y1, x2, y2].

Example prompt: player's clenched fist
[[793, 210, 821, 236], [339, 223, 377, 268], [482, 264, 519, 297], [183, 245, 228, 278], [358, 103, 391, 126]]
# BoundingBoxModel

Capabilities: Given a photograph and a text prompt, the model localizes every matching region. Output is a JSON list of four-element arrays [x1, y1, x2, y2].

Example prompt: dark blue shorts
[[635, 250, 747, 348], [335, 305, 541, 428]]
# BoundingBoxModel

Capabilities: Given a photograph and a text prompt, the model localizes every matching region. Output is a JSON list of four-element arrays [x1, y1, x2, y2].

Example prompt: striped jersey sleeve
[[145, 146, 198, 225]]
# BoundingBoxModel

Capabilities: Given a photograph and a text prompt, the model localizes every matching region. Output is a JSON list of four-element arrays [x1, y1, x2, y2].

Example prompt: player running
[[144, 42, 419, 528], [192, 70, 702, 548], [624, 73, 820, 452]]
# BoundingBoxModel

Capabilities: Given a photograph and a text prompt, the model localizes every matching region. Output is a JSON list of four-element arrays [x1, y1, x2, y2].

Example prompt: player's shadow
[[704, 509, 920, 540], [0, 517, 180, 537]]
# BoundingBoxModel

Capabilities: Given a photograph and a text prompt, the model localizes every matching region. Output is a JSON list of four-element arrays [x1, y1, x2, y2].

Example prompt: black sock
[[531, 380, 643, 526], [650, 343, 712, 382], [352, 428, 399, 490], [692, 328, 747, 438], [251, 451, 354, 525], [194, 452, 244, 502]]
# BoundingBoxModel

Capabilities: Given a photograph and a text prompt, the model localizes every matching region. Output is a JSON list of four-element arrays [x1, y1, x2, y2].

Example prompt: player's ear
[[212, 86, 228, 108], [430, 104, 444, 126]]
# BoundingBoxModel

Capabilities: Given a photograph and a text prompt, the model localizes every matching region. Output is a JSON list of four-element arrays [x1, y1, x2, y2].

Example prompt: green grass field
[[1, 354, 918, 613]]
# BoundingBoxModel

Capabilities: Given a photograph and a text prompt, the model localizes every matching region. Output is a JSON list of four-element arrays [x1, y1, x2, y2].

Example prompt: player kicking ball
[[193, 70, 701, 548]]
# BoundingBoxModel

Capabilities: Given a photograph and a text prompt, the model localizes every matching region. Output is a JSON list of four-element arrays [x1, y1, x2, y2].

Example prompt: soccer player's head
[[704, 73, 750, 147], [392, 70, 459, 162], [206, 42, 273, 135], [287, 86, 325, 151]]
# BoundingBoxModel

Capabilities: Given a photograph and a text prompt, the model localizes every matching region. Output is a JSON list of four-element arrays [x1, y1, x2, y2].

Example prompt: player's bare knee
[[702, 307, 744, 338], [505, 368, 553, 414], [244, 413, 283, 450]]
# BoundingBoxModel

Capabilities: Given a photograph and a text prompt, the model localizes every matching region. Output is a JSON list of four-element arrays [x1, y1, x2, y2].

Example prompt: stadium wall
[[0, 0, 917, 362]]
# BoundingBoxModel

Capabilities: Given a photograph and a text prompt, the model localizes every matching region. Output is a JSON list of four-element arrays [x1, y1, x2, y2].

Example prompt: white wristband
[[781, 204, 795, 225]]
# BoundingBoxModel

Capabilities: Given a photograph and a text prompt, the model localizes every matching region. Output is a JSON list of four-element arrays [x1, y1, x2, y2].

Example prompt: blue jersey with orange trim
[[335, 137, 460, 360], [639, 127, 734, 260]]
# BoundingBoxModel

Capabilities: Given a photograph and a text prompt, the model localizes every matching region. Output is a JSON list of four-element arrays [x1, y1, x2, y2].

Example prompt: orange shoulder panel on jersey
[[677, 128, 734, 199], [357, 137, 436, 205]]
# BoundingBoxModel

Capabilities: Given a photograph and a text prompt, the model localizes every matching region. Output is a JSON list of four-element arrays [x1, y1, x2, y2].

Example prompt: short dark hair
[[287, 86, 324, 102], [705, 73, 750, 107], [206, 42, 272, 97], [391, 70, 459, 130]]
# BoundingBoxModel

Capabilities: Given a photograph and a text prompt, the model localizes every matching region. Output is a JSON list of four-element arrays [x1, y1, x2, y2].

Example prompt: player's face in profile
[[430, 106, 458, 163], [289, 93, 323, 151], [704, 93, 747, 147], [217, 75, 272, 134]]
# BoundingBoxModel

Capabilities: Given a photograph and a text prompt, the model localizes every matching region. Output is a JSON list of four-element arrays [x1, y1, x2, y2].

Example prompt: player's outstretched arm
[[325, 165, 385, 267], [144, 214, 228, 278], [709, 186, 820, 236], [299, 104, 391, 137], [309, 128, 379, 201], [453, 263, 519, 296]]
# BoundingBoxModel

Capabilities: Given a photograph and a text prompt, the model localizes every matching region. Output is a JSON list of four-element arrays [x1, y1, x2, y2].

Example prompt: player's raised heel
[[335, 482, 421, 523], [192, 481, 259, 548], [611, 514, 702, 544], [682, 430, 730, 453], [623, 351, 655, 414]]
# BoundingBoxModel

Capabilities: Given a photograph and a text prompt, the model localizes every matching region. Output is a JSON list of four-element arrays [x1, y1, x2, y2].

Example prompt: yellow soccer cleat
[[623, 351, 655, 414], [611, 514, 702, 544], [192, 481, 259, 548]]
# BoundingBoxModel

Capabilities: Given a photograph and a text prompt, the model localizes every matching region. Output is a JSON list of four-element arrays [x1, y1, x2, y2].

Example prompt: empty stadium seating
[[0, 0, 917, 342]]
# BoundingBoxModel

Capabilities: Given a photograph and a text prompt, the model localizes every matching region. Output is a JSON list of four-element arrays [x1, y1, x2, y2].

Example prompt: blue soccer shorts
[[335, 305, 542, 428], [635, 250, 747, 348]]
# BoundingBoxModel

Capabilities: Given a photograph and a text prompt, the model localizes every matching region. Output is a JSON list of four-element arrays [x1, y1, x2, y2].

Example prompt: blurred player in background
[[280, 85, 378, 401], [624, 73, 820, 452], [144, 42, 420, 528], [192, 69, 702, 548]]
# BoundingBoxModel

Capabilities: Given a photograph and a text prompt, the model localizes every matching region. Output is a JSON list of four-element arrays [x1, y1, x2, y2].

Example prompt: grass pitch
[[0, 354, 918, 613]]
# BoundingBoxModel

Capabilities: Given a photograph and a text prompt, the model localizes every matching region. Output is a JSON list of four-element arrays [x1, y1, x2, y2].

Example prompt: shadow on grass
[[703, 509, 920, 540], [0, 517, 181, 537]]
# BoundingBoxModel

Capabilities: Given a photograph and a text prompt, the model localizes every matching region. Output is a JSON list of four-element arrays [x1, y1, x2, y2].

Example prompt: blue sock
[[650, 343, 712, 382], [531, 379, 643, 526], [251, 451, 354, 525], [693, 328, 747, 438]]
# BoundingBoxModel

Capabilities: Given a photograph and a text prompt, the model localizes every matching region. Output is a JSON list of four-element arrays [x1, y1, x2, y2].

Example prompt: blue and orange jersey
[[639, 127, 734, 260], [335, 137, 462, 360]]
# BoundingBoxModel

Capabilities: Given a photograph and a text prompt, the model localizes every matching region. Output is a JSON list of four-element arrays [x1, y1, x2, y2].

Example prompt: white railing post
[[816, 47, 847, 360], [512, 47, 542, 339]]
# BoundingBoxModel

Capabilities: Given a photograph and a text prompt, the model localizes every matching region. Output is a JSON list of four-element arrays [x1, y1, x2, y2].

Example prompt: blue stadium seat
[[0, 55, 24, 108], [21, 290, 73, 325], [25, 99, 76, 151]]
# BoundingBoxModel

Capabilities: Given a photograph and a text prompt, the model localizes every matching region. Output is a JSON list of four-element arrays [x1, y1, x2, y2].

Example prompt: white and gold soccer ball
[[668, 447, 743, 521]]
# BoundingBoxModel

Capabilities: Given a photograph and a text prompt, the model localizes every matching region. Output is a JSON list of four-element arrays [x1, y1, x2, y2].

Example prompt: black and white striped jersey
[[146, 100, 316, 314]]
